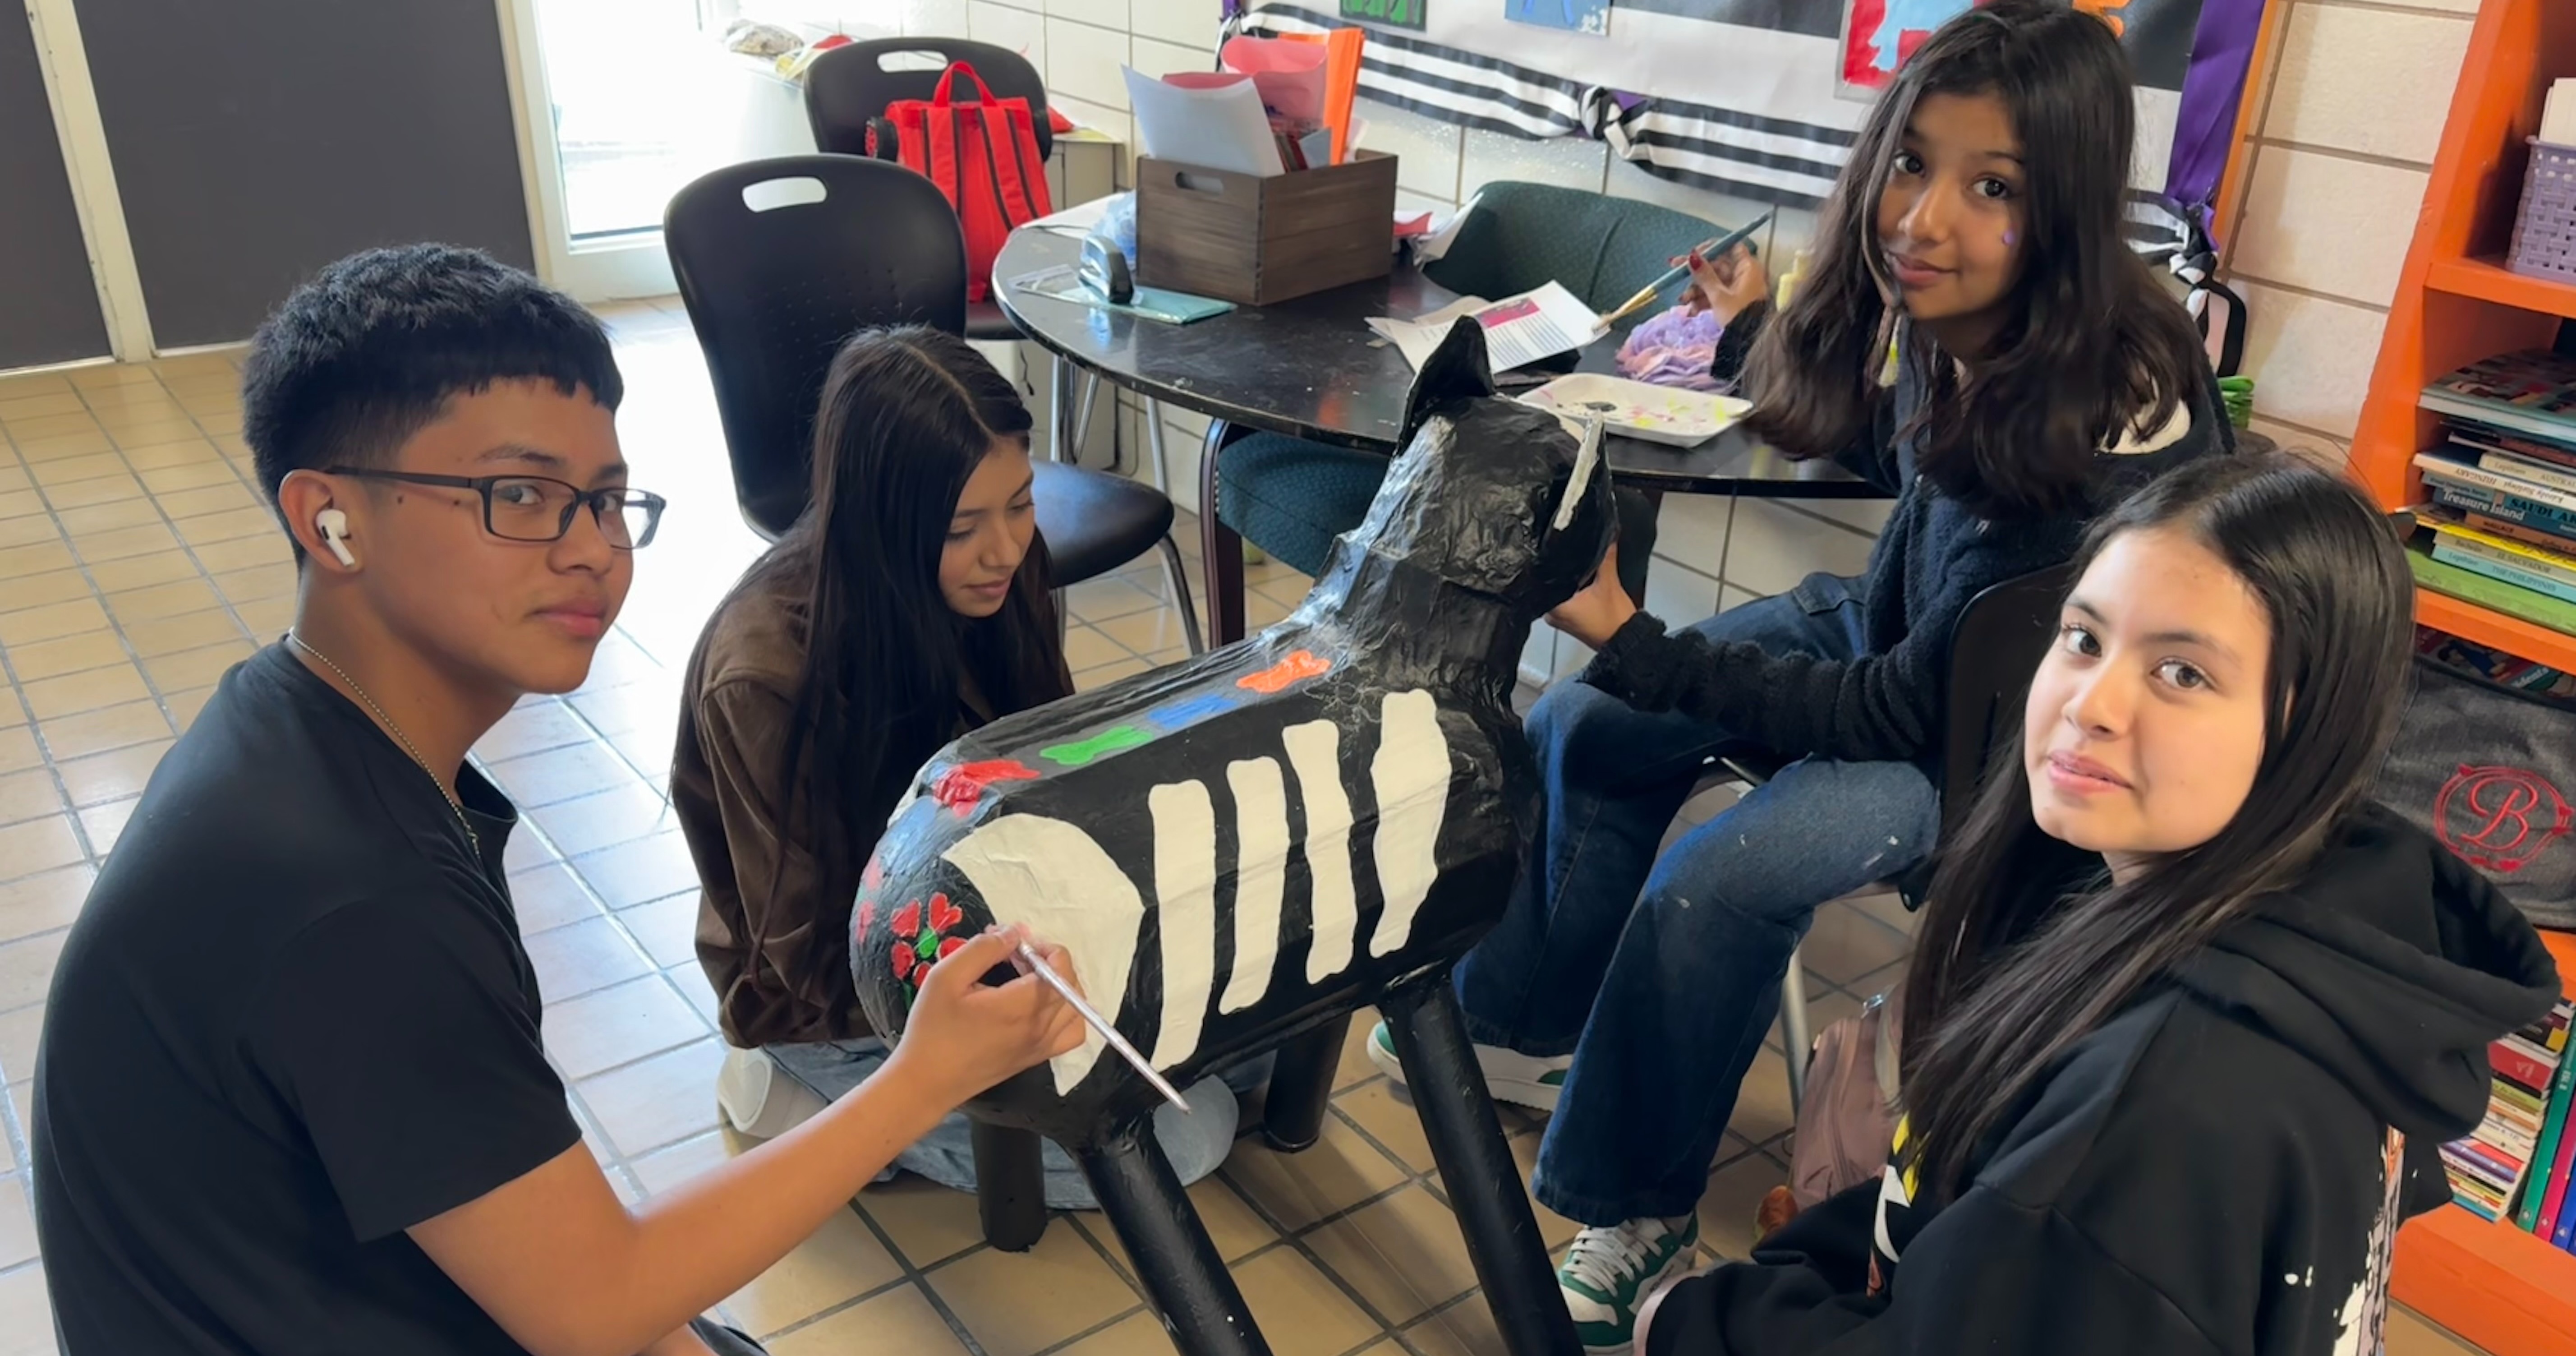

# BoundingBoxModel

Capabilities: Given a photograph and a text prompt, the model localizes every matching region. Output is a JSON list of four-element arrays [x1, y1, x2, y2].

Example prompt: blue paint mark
[[1147, 692, 1237, 730]]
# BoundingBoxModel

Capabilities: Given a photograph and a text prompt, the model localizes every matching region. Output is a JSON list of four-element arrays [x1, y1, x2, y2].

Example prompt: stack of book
[[2414, 351, 2576, 636], [2445, 994, 2576, 1253]]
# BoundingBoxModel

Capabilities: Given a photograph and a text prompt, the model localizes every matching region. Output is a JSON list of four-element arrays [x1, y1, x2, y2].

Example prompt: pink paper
[[1219, 35, 1327, 123]]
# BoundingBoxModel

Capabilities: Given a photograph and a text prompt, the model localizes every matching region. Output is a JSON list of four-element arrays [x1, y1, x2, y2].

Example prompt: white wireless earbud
[[315, 507, 357, 568]]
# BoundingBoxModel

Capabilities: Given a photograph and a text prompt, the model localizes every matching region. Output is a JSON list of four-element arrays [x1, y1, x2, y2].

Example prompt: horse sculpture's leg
[[971, 1121, 1049, 1251], [1078, 1121, 1273, 1356], [1382, 977, 1582, 1356], [1260, 1014, 1352, 1152]]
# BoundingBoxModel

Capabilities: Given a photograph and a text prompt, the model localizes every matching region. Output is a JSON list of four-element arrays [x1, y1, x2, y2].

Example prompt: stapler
[[1079, 231, 1135, 305]]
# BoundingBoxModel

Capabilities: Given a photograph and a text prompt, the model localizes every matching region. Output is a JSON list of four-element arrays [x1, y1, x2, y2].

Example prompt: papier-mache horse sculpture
[[854, 318, 1610, 1356]]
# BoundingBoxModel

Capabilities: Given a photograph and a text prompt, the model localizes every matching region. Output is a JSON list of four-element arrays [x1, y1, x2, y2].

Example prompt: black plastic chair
[[1712, 562, 2074, 1108], [662, 154, 1198, 645], [804, 39, 1050, 346]]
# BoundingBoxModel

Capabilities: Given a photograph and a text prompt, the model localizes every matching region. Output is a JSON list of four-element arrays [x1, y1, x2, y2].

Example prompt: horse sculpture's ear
[[1397, 317, 1500, 447]]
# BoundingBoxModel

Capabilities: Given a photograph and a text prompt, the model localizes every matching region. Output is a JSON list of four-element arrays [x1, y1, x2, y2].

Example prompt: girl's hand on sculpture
[[1546, 541, 1639, 650], [891, 926, 1086, 1107]]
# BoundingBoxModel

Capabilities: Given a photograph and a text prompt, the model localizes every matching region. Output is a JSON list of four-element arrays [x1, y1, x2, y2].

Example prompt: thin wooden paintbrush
[[1597, 210, 1774, 327]]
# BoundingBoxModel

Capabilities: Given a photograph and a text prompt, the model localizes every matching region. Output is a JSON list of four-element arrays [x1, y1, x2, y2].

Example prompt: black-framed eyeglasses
[[323, 468, 666, 549]]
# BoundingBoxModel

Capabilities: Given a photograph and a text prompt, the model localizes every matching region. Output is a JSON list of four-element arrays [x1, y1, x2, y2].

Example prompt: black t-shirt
[[32, 644, 580, 1356]]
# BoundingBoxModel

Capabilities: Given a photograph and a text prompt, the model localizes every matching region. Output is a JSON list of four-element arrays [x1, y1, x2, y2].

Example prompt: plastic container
[[2508, 138, 2576, 284]]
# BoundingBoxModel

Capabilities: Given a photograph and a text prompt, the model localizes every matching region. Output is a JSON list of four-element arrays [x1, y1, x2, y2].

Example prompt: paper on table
[[1369, 282, 1605, 373], [1124, 66, 1286, 175]]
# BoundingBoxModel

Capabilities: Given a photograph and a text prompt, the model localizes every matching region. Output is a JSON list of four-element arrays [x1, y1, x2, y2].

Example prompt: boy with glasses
[[32, 246, 1082, 1356]]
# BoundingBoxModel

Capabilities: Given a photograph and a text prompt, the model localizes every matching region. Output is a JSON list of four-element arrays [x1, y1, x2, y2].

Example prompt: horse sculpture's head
[[1329, 317, 1618, 620]]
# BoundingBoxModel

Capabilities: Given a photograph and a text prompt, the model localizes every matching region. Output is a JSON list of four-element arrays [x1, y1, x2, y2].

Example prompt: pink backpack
[[1789, 987, 1903, 1208]]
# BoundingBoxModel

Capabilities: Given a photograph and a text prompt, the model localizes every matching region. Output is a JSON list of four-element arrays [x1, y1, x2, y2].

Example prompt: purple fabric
[[1615, 306, 1725, 392], [2165, 0, 2266, 242]]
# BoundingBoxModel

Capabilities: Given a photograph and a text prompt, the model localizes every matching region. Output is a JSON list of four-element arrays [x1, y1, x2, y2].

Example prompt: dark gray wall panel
[[75, 0, 537, 349], [0, 14, 111, 369]]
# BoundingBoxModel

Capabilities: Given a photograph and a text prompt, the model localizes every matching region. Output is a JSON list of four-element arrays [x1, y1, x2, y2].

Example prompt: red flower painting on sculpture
[[888, 892, 969, 990]]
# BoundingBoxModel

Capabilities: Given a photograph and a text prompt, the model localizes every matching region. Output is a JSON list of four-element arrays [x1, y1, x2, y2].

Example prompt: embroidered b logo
[[2433, 765, 2572, 873]]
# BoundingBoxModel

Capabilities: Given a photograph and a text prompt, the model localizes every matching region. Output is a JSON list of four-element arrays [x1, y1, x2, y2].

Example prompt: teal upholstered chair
[[1203, 181, 1739, 642]]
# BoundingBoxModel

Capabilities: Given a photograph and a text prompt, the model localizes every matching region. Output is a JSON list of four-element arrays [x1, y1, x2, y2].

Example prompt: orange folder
[[1282, 28, 1364, 166]]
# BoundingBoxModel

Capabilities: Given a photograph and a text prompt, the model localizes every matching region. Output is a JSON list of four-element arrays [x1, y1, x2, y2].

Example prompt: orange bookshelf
[[2355, 2, 2576, 1349], [2391, 928, 2576, 1356]]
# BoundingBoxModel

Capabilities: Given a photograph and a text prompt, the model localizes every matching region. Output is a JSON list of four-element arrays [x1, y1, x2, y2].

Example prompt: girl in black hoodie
[[1636, 453, 2563, 1355]]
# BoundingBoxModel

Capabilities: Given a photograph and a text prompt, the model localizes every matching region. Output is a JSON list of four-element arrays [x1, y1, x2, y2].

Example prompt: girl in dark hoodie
[[1634, 453, 2562, 1355], [1375, 5, 2230, 1346]]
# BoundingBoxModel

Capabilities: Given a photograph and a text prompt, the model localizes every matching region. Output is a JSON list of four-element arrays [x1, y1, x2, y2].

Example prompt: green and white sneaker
[[1366, 1020, 1570, 1112], [1558, 1215, 1702, 1356]]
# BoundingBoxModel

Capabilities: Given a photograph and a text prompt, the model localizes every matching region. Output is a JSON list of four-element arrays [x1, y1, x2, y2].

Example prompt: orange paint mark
[[2073, 0, 2127, 38], [1238, 649, 1333, 693], [932, 759, 1040, 815]]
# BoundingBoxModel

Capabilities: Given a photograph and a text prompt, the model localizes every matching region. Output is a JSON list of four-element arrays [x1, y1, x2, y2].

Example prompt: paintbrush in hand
[[1014, 940, 1192, 1113], [1597, 210, 1774, 328]]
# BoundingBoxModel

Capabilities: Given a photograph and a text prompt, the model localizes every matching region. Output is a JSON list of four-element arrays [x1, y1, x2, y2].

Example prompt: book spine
[[2466, 510, 2576, 555], [2427, 482, 2576, 540], [2450, 424, 2576, 469], [2417, 454, 2576, 512], [2495, 1037, 2559, 1092], [2546, 1125, 2576, 1239], [2486, 449, 2576, 494], [2532, 1057, 2576, 1233], [2433, 541, 2576, 605]]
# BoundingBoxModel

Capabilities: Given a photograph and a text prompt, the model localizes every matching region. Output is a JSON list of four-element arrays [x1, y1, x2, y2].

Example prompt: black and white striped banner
[[1234, 0, 2209, 209]]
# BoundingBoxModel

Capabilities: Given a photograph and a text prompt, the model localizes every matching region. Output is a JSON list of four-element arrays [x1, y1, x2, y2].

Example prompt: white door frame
[[23, 0, 153, 363]]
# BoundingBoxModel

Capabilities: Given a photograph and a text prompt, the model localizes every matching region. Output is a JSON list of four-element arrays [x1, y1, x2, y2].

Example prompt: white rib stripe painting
[[942, 814, 1145, 1093], [1284, 720, 1359, 983], [1220, 756, 1289, 1013], [1147, 781, 1219, 1070], [1367, 689, 1449, 957]]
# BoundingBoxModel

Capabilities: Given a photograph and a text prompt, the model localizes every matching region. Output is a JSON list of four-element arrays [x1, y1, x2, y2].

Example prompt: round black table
[[991, 226, 1890, 641]]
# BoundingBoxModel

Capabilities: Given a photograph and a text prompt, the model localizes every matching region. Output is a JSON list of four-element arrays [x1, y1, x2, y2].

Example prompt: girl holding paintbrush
[[1367, 4, 2233, 1349]]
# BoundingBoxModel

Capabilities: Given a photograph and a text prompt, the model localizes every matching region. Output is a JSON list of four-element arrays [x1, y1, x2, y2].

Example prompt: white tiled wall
[[2218, 0, 2476, 462]]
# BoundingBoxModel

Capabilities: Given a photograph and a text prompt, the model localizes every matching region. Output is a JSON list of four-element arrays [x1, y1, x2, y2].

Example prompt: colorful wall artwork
[[1839, 0, 1978, 96], [1507, 0, 1611, 39]]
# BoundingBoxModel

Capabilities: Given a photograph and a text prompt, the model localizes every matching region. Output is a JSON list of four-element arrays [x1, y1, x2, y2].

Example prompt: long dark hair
[[1899, 453, 2415, 1202], [1744, 0, 2208, 519], [737, 326, 1068, 979]]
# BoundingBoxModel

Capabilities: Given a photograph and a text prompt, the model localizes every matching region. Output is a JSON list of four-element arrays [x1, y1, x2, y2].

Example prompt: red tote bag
[[876, 62, 1053, 302]]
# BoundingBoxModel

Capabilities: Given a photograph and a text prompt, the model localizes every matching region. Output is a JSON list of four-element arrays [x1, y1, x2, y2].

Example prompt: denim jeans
[[1455, 577, 1939, 1226], [766, 1041, 1270, 1211]]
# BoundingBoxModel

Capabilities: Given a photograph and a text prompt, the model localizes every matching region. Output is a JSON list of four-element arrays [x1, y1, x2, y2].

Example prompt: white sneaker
[[715, 1046, 830, 1139], [1558, 1215, 1702, 1356], [1366, 1020, 1571, 1112]]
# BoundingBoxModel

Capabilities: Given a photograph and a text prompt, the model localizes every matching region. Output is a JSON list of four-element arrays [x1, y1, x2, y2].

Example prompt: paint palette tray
[[1519, 373, 1750, 448]]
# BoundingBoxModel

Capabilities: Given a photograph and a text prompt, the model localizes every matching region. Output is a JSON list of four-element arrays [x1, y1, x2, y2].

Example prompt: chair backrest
[[662, 154, 968, 539], [1933, 563, 2076, 836], [1423, 181, 1724, 315], [805, 38, 1054, 165]]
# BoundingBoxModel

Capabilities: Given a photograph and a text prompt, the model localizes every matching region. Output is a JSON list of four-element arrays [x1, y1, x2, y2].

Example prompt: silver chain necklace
[[287, 631, 480, 854]]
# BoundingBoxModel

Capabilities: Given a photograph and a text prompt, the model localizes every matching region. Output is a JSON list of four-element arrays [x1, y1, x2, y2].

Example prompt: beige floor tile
[[524, 914, 657, 1001], [1096, 609, 1197, 655], [1223, 1114, 1412, 1231], [1302, 1184, 1478, 1324], [0, 466, 25, 497], [0, 516, 60, 552], [1076, 657, 1151, 691], [618, 894, 700, 970], [78, 797, 137, 855], [927, 1223, 1140, 1356], [1797, 903, 1910, 988], [1077, 1174, 1280, 1283], [509, 861, 607, 935], [1696, 1149, 1789, 1261], [40, 698, 173, 760], [727, 1206, 907, 1338], [231, 595, 294, 639], [475, 699, 595, 762], [487, 741, 639, 809], [172, 505, 276, 549], [0, 598, 107, 648], [1228, 1247, 1384, 1356], [200, 538, 293, 577], [118, 609, 244, 658], [1725, 1048, 1794, 1149], [1067, 576, 1163, 623], [0, 540, 76, 582], [47, 472, 146, 509], [0, 572, 89, 629], [1401, 1295, 1503, 1356], [54, 499, 159, 535], [1770, 984, 1864, 1057], [0, 392, 84, 422], [0, 372, 72, 398], [139, 460, 241, 495], [165, 685, 216, 733], [544, 973, 708, 1079], [71, 361, 160, 387], [106, 418, 203, 449], [0, 1261, 52, 1356], [0, 866, 87, 950], [141, 639, 254, 692], [86, 551, 202, 595], [150, 351, 239, 378], [72, 523, 179, 564], [575, 1035, 725, 1156], [1064, 624, 1132, 671], [103, 582, 221, 629], [860, 1174, 989, 1270], [567, 678, 682, 740], [0, 1178, 36, 1269], [22, 663, 150, 720], [1332, 1083, 1434, 1176], [0, 816, 83, 884], [764, 1282, 969, 1356], [6, 410, 102, 442], [0, 489, 43, 522], [1334, 1015, 1381, 1094], [0, 1003, 46, 1084], [571, 828, 701, 909], [530, 781, 675, 857], [13, 431, 111, 466], [5, 630, 126, 683], [120, 439, 227, 474], [0, 932, 70, 1010], [0, 730, 37, 776], [1051, 1310, 1179, 1356], [627, 1127, 742, 1196], [0, 771, 65, 829]]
